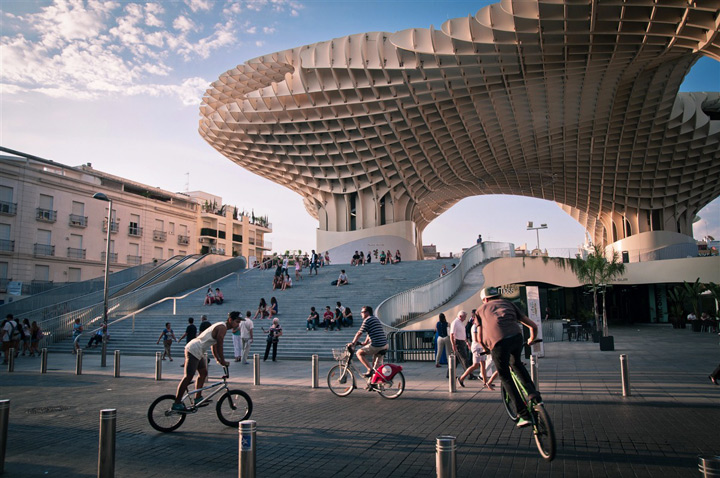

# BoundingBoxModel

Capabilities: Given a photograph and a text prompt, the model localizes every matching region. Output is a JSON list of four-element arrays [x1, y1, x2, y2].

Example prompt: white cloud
[[255, 40, 265, 47], [173, 15, 196, 33], [1, 0, 302, 104], [185, 0, 212, 13]]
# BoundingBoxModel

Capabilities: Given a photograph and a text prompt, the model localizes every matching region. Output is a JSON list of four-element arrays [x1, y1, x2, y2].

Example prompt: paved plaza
[[1, 325, 718, 477]]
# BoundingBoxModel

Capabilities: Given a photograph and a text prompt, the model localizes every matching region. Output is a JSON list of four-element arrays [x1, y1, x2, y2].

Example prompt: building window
[[0, 186, 16, 216], [34, 229, 54, 256], [69, 201, 87, 227], [349, 193, 357, 231], [129, 213, 142, 236], [68, 268, 81, 282], [0, 224, 12, 252], [154, 246, 163, 261], [34, 264, 50, 281]]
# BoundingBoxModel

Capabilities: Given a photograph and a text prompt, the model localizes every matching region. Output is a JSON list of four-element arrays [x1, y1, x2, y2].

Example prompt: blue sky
[[2, 0, 719, 256]]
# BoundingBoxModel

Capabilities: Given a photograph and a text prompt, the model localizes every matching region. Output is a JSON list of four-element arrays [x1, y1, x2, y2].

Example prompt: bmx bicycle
[[484, 339, 556, 461], [327, 344, 405, 399], [148, 365, 253, 432]]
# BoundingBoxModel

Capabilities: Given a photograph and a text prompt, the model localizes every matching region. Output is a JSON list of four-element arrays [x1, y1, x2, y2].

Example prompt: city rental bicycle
[[485, 340, 556, 461], [148, 366, 252, 432], [327, 344, 405, 399]]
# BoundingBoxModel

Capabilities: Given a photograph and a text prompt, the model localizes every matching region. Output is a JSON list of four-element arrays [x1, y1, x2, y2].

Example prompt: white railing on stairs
[[377, 241, 513, 331]]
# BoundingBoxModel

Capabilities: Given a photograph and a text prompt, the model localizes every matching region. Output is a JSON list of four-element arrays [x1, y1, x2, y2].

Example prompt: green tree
[[683, 278, 704, 319], [570, 245, 626, 336], [667, 286, 687, 328]]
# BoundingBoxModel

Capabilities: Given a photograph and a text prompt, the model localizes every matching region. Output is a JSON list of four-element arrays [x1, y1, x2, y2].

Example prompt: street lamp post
[[526, 221, 548, 251], [93, 192, 112, 367]]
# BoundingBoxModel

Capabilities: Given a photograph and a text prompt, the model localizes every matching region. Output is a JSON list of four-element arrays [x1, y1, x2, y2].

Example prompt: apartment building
[[0, 150, 271, 302]]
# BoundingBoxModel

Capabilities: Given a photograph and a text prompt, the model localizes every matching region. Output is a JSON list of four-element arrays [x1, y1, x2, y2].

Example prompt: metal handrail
[[376, 242, 513, 334], [88, 264, 258, 335], [39, 256, 247, 341]]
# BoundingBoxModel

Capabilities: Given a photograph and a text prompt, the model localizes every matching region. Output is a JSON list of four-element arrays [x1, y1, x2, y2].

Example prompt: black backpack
[[12, 321, 25, 340]]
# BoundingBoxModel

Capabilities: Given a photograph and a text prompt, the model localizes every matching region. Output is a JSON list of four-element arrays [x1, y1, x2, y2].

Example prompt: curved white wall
[[317, 221, 418, 264]]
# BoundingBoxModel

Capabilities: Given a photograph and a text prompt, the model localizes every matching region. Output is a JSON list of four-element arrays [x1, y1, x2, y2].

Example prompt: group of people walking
[[2, 314, 43, 362]]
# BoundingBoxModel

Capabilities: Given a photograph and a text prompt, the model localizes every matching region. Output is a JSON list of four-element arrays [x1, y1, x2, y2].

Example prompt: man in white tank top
[[173, 311, 242, 412]]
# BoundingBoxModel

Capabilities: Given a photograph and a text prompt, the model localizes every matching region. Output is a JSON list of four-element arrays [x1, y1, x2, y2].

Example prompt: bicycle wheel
[[216, 389, 253, 427], [148, 394, 186, 433], [500, 383, 519, 421], [327, 364, 355, 397], [532, 404, 556, 462], [377, 371, 405, 399]]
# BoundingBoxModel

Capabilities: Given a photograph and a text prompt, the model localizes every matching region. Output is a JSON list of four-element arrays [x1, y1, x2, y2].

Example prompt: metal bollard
[[76, 348, 83, 375], [40, 348, 48, 374], [113, 350, 121, 378], [253, 354, 260, 385], [311, 354, 319, 389], [448, 354, 456, 393], [155, 352, 162, 381], [238, 420, 257, 478], [97, 409, 116, 478], [620, 354, 630, 397], [7, 349, 15, 373], [436, 435, 456, 478], [0, 400, 9, 474], [530, 355, 539, 388]]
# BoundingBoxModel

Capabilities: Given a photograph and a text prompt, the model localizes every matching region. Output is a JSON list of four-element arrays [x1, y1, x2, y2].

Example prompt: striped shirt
[[359, 315, 387, 348]]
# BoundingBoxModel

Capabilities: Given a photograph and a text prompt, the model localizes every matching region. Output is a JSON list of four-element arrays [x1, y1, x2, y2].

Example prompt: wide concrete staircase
[[48, 261, 442, 360]]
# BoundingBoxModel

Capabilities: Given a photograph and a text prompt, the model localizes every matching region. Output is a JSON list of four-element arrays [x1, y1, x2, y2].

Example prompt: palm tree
[[667, 286, 687, 328], [571, 245, 626, 336], [683, 279, 705, 327]]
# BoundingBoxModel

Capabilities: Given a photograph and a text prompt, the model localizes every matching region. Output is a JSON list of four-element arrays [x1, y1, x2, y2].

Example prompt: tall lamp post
[[93, 192, 112, 367], [526, 221, 548, 251]]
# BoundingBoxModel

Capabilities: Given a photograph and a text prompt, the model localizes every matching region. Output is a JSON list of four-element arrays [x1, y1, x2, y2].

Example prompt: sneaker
[[516, 417, 532, 428], [362, 371, 373, 378], [457, 377, 465, 388], [171, 403, 190, 413]]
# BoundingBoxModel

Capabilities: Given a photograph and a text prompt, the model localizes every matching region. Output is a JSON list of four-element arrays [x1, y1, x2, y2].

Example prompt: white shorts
[[471, 343, 486, 365]]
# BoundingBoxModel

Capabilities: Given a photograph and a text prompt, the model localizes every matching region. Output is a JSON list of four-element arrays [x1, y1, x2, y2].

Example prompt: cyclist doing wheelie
[[173, 310, 242, 412], [478, 287, 540, 428], [348, 306, 388, 378]]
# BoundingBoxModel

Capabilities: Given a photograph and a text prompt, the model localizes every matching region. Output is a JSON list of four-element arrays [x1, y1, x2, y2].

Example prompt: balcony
[[33, 243, 55, 256], [177, 235, 190, 245], [69, 214, 88, 228], [210, 247, 226, 255], [258, 240, 272, 250], [218, 230, 226, 239], [126, 254, 142, 265], [36, 208, 57, 223], [100, 252, 119, 263], [200, 227, 217, 237], [153, 230, 167, 242], [67, 247, 86, 259], [232, 234, 243, 243], [0, 239, 14, 252], [102, 219, 119, 233], [0, 201, 17, 216], [128, 225, 143, 237]]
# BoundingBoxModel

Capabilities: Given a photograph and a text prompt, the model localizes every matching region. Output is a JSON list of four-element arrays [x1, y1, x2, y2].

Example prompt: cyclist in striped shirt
[[349, 306, 388, 377]]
